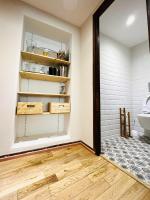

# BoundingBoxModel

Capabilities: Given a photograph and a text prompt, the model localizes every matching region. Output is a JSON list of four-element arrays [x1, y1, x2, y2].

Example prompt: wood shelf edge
[[21, 51, 71, 66], [16, 112, 70, 116], [18, 92, 70, 98], [19, 71, 70, 83]]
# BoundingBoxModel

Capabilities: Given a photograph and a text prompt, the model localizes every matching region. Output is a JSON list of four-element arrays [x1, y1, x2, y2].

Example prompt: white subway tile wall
[[100, 34, 132, 138], [100, 34, 150, 138]]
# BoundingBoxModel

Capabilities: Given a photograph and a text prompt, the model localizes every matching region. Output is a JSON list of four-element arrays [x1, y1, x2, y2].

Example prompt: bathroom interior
[[100, 0, 150, 186]]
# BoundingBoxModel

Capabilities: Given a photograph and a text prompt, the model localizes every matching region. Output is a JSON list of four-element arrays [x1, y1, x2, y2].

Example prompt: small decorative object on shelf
[[60, 66, 65, 76], [43, 48, 49, 56], [26, 36, 58, 60], [48, 66, 52, 75], [22, 62, 47, 74], [49, 66, 57, 75], [56, 66, 60, 76], [64, 66, 68, 77], [60, 66, 68, 77], [64, 49, 70, 61], [57, 49, 70, 61], [26, 38, 37, 53], [33, 47, 44, 55], [60, 84, 66, 94], [48, 49, 58, 58], [48, 65, 68, 77], [57, 50, 66, 60], [39, 66, 44, 74], [22, 61, 28, 71]]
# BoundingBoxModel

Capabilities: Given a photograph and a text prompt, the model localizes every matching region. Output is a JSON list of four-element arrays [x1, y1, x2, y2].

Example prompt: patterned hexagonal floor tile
[[102, 135, 150, 186]]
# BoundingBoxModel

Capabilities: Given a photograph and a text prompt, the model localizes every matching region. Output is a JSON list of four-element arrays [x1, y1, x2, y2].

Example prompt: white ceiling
[[21, 0, 101, 27], [100, 0, 148, 47]]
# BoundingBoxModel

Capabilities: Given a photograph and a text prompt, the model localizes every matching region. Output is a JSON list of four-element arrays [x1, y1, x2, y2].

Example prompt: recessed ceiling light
[[126, 15, 136, 27]]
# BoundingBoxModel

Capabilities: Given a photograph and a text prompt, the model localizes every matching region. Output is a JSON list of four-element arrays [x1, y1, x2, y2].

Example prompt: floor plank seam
[[48, 158, 107, 197]]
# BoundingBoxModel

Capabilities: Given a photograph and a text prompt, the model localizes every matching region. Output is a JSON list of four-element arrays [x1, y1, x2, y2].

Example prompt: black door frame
[[93, 0, 150, 156]]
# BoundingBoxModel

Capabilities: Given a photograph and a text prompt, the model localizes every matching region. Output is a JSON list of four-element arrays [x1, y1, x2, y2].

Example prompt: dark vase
[[49, 67, 52, 75]]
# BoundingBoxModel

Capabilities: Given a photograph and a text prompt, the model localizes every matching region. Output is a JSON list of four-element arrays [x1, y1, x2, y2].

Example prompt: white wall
[[100, 34, 132, 138], [79, 0, 103, 148], [0, 0, 82, 155], [80, 16, 93, 147], [131, 40, 150, 135]]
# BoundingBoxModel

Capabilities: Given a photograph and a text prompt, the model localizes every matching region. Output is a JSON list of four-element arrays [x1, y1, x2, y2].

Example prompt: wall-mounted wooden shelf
[[21, 51, 70, 66], [17, 112, 50, 116], [18, 92, 70, 98], [17, 112, 69, 116], [20, 71, 70, 83]]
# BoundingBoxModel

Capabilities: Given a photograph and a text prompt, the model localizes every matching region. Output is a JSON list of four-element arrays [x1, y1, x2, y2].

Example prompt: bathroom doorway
[[93, 0, 150, 187]]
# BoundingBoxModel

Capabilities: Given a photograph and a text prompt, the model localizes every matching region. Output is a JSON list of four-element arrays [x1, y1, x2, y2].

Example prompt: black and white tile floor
[[101, 136, 150, 186]]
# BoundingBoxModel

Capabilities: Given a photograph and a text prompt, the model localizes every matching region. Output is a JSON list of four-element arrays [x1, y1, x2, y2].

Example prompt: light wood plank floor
[[0, 144, 149, 200]]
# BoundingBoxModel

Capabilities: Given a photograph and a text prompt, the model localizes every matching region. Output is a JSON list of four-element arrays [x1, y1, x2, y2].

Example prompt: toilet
[[138, 95, 150, 137]]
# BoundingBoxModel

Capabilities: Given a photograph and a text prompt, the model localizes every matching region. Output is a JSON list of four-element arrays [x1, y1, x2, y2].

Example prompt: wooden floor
[[0, 144, 149, 200]]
